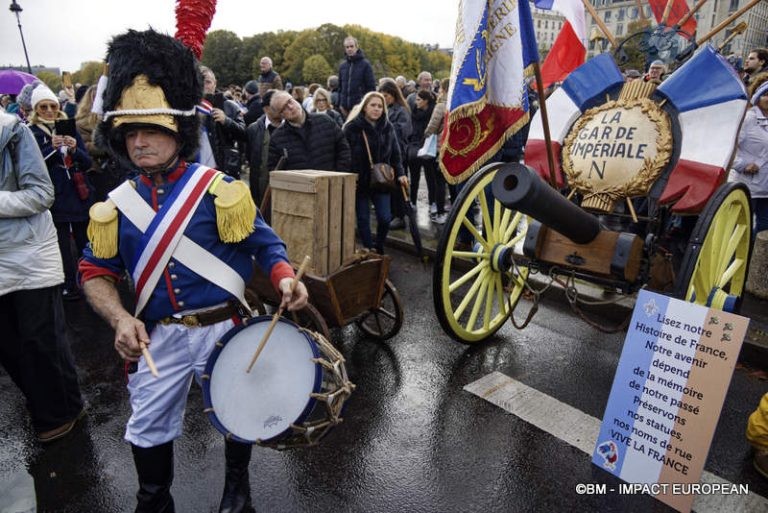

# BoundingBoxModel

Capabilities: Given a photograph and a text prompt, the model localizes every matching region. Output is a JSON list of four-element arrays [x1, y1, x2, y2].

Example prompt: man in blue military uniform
[[79, 29, 308, 513]]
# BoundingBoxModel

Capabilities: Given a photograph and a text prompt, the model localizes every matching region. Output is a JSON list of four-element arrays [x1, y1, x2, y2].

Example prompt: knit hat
[[31, 86, 59, 110], [17, 81, 42, 110], [244, 80, 259, 95]]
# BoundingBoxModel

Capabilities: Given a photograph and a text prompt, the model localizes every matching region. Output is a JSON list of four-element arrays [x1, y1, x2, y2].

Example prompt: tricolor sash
[[109, 164, 248, 316]]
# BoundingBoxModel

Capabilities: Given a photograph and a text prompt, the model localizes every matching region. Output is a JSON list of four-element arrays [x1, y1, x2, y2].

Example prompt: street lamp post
[[9, 0, 32, 74]]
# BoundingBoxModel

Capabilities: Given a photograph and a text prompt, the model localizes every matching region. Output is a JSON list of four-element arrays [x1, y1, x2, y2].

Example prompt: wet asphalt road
[[1, 247, 767, 513]]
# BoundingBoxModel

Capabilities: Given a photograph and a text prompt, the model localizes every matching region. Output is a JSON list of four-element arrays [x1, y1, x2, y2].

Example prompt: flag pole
[[660, 0, 676, 25], [676, 0, 708, 30], [635, 0, 647, 21], [695, 0, 761, 46], [532, 61, 558, 189]]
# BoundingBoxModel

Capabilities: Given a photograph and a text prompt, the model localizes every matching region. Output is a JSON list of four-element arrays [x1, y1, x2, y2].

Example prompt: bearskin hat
[[96, 29, 202, 170]]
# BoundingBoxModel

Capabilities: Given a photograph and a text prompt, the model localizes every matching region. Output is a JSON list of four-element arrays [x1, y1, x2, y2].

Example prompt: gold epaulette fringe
[[87, 199, 119, 258], [208, 177, 256, 243]]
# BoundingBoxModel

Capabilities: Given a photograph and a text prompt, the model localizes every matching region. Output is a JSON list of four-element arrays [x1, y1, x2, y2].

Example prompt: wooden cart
[[246, 252, 404, 342]]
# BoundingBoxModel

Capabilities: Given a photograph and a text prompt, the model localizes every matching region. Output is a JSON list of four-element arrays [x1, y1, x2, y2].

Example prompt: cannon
[[432, 47, 753, 344]]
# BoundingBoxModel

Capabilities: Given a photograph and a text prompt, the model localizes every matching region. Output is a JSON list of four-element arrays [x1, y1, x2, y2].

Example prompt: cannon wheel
[[356, 279, 404, 341], [433, 163, 529, 344], [675, 182, 752, 313]]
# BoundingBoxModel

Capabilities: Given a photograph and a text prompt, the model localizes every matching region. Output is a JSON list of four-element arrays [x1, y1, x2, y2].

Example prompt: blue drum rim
[[201, 315, 322, 444]]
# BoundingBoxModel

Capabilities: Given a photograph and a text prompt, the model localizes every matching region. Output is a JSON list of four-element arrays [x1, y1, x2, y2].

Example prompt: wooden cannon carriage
[[432, 46, 753, 344]]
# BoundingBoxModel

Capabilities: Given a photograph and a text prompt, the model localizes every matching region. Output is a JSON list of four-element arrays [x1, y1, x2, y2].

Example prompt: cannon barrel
[[491, 163, 601, 244]]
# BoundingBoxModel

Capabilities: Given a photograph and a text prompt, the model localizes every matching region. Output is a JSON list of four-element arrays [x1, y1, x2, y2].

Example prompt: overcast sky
[[1, 0, 459, 72]]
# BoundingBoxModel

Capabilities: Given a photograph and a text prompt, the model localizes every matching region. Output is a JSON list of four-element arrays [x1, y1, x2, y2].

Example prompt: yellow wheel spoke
[[492, 199, 502, 242], [482, 274, 496, 330], [495, 274, 507, 317], [718, 258, 745, 289], [467, 275, 490, 330], [691, 267, 708, 303], [454, 267, 489, 319], [453, 251, 489, 259], [448, 261, 487, 293], [479, 190, 494, 245], [722, 222, 747, 263], [713, 208, 740, 279], [497, 205, 512, 243], [505, 230, 527, 249], [461, 216, 487, 247], [503, 212, 523, 242]]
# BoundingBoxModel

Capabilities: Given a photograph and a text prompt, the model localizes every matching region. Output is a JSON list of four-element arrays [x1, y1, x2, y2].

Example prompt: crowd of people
[[1, 32, 767, 510]]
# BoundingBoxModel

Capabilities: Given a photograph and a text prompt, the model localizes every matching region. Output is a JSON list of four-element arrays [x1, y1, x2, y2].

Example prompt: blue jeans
[[356, 189, 392, 252]]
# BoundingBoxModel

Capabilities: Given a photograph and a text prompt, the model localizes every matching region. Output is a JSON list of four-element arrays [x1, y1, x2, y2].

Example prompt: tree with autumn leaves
[[199, 23, 453, 87]]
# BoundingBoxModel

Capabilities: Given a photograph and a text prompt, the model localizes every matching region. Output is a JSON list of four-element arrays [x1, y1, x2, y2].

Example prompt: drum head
[[203, 316, 321, 443]]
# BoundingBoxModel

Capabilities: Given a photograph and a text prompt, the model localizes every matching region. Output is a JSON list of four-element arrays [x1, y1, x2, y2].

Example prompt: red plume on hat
[[174, 0, 217, 60]]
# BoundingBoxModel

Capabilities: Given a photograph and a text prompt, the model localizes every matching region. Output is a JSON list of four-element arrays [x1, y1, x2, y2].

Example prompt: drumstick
[[139, 341, 159, 377], [246, 256, 311, 373]]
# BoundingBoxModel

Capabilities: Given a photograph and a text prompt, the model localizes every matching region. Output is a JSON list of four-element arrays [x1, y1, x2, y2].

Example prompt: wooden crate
[[270, 170, 357, 275]]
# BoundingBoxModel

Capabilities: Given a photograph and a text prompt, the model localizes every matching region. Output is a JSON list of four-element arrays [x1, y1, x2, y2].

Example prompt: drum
[[202, 315, 354, 449]]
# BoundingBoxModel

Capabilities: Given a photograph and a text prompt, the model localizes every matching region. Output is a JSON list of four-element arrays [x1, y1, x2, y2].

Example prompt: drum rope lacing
[[259, 327, 355, 451]]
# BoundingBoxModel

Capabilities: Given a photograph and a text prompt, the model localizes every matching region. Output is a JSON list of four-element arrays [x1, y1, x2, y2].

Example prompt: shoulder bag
[[362, 131, 396, 192]]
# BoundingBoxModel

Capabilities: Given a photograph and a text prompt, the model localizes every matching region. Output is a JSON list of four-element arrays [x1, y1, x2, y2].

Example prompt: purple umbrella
[[0, 69, 38, 95]]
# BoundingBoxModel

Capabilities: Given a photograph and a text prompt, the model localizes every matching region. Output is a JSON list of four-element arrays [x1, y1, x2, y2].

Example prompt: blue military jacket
[[80, 161, 291, 321]]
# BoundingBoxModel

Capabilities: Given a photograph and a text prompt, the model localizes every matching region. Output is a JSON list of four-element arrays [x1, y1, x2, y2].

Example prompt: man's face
[[419, 74, 433, 91], [344, 39, 358, 57], [648, 65, 664, 80], [260, 58, 271, 73], [270, 92, 303, 124], [745, 52, 764, 73], [202, 71, 217, 95], [125, 128, 179, 169]]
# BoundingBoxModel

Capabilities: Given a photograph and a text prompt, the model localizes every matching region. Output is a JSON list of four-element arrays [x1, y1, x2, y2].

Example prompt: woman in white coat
[[731, 73, 768, 237]]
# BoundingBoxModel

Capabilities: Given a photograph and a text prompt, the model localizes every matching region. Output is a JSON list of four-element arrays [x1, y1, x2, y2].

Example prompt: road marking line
[[464, 371, 768, 512]]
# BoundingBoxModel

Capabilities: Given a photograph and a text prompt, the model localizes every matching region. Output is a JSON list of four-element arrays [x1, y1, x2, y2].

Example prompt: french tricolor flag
[[534, 0, 587, 88]]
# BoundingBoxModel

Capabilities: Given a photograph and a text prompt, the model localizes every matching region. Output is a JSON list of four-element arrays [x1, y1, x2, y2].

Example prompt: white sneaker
[[430, 202, 438, 214], [433, 212, 448, 224]]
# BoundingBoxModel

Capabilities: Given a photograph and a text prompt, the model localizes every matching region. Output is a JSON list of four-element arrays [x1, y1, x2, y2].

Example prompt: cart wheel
[[674, 182, 752, 313], [283, 303, 331, 341], [433, 163, 529, 344], [356, 279, 404, 341]]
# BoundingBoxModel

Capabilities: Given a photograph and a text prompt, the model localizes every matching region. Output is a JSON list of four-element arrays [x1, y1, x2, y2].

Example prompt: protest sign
[[593, 290, 748, 512]]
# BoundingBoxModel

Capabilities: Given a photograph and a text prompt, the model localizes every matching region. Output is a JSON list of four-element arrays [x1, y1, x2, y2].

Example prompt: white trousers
[[125, 319, 235, 448]]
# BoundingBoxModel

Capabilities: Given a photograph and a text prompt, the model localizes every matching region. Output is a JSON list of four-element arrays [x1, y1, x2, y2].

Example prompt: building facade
[[584, 0, 768, 64]]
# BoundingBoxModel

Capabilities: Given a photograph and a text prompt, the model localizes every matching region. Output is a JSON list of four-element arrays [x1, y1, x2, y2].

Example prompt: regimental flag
[[534, 0, 587, 89], [439, 0, 539, 184], [648, 0, 697, 40]]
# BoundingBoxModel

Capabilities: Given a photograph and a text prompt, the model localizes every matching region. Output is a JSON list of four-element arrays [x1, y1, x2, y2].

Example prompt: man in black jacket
[[242, 80, 264, 126], [267, 91, 351, 172], [199, 66, 246, 178], [246, 90, 282, 206], [337, 37, 376, 117]]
